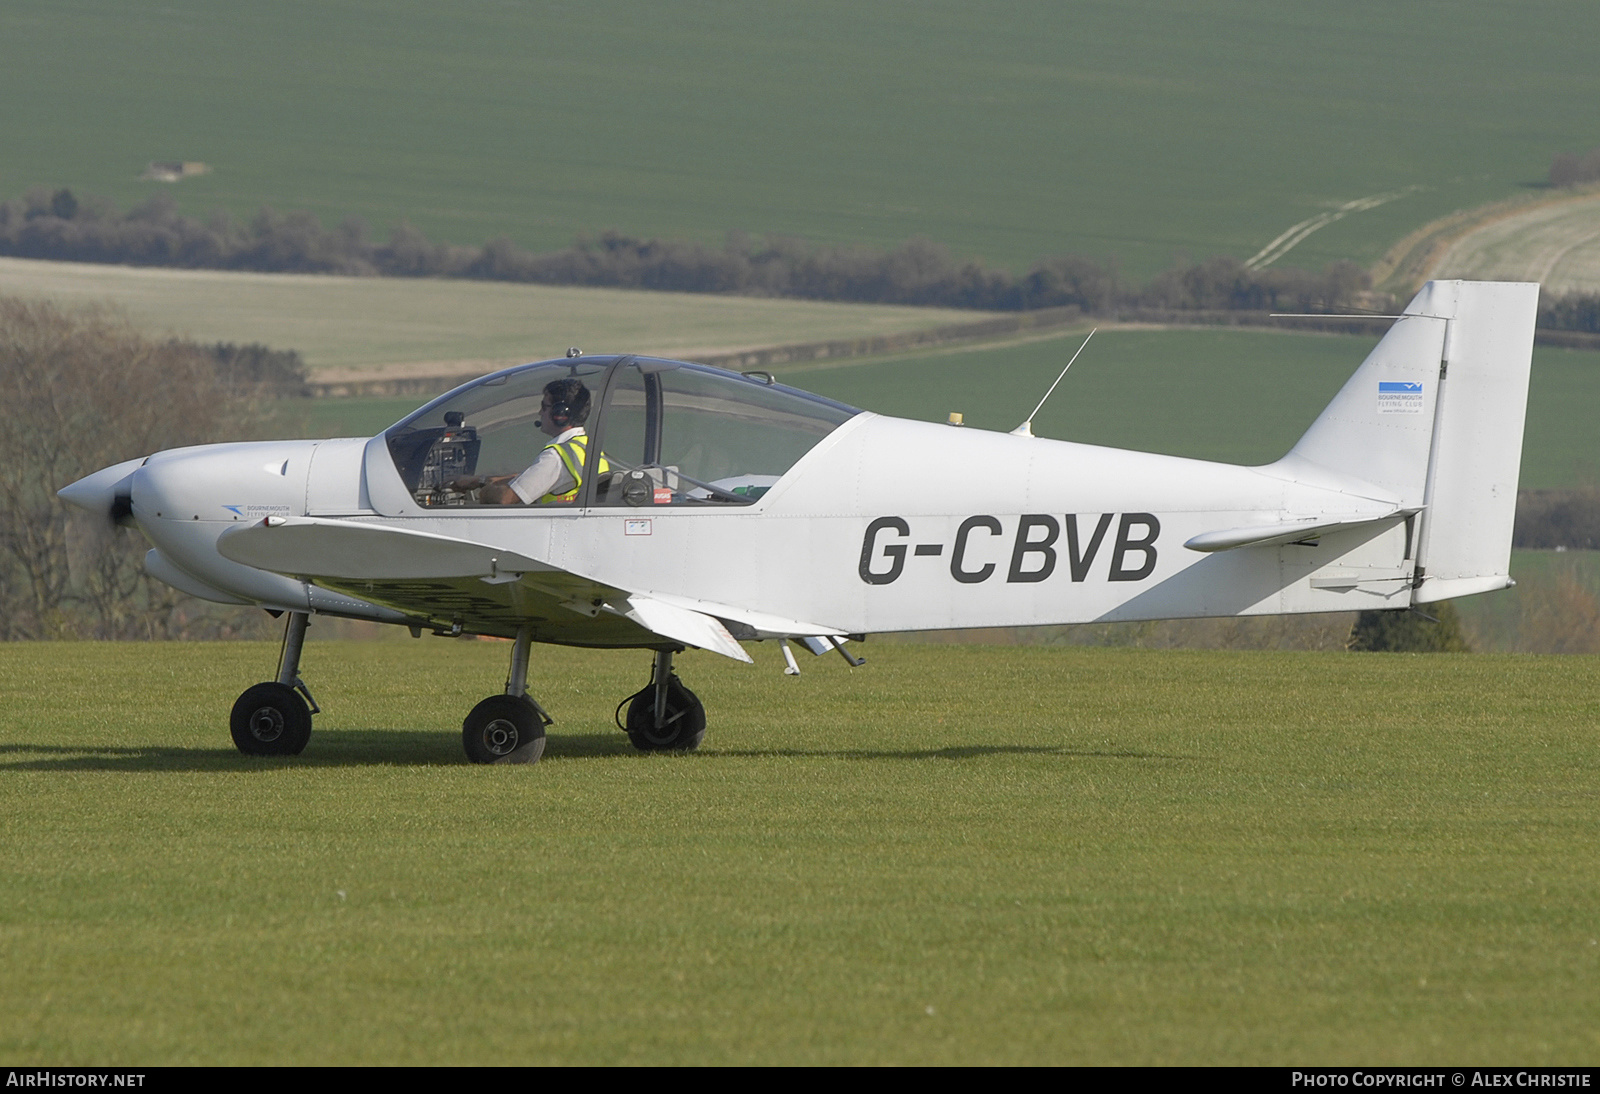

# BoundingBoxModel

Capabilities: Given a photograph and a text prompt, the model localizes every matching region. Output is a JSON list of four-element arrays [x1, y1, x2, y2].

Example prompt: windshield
[[384, 360, 611, 507], [383, 356, 857, 509]]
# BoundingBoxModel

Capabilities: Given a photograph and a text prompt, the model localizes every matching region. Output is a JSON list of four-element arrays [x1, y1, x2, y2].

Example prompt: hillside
[[0, 255, 990, 378], [4, 2, 1598, 279], [1431, 191, 1600, 294]]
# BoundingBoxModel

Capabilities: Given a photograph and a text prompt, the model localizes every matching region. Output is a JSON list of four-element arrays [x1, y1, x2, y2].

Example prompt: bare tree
[[1550, 148, 1600, 188], [0, 297, 257, 638]]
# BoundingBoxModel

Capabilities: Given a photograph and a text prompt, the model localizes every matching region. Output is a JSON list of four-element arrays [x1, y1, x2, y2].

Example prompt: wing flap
[[633, 590, 847, 639], [621, 595, 754, 663]]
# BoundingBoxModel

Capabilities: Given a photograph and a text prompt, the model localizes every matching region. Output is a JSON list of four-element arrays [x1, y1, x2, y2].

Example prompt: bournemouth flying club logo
[[1377, 381, 1424, 414]]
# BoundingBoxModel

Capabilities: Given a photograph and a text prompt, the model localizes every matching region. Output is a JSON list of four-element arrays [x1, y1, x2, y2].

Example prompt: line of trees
[[0, 187, 1370, 314], [1513, 489, 1600, 550], [1348, 603, 1470, 652], [0, 297, 287, 639], [1549, 147, 1600, 188], [206, 341, 309, 396], [11, 185, 1600, 329], [1538, 290, 1600, 334]]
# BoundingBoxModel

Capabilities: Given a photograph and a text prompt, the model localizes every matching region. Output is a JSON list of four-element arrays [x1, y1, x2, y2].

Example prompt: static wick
[[1011, 328, 1096, 438]]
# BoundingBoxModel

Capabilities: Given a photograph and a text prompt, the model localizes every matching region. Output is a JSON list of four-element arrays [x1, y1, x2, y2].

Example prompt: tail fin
[[1407, 281, 1538, 602], [1275, 280, 1539, 603]]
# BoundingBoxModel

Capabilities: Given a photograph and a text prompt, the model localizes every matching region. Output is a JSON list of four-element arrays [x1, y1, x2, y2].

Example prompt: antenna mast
[[1011, 328, 1096, 438]]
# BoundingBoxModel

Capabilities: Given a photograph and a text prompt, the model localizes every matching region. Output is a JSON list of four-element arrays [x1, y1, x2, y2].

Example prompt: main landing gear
[[230, 611, 319, 756], [228, 618, 707, 764], [463, 640, 707, 764], [463, 626, 552, 765], [618, 648, 707, 752]]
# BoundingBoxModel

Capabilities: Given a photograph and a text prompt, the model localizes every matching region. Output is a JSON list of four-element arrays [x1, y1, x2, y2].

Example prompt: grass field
[[1433, 193, 1600, 294], [1, 640, 1596, 1064], [4, 2, 1598, 277], [0, 256, 986, 376]]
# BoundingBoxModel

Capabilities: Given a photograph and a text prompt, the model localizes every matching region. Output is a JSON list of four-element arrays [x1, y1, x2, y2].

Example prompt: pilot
[[457, 378, 609, 504]]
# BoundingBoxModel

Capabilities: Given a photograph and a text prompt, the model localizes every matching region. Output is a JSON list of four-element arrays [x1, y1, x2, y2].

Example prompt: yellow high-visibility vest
[[540, 433, 610, 503]]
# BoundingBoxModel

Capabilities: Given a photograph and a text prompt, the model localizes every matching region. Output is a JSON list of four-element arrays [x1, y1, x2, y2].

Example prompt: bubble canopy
[[383, 355, 860, 509]]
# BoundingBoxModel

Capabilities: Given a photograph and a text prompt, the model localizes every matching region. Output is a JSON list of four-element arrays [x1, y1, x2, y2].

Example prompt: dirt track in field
[[1430, 193, 1600, 293]]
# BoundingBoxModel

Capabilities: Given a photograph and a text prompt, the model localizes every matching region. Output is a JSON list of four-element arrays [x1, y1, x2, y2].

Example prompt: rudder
[[1409, 281, 1538, 603]]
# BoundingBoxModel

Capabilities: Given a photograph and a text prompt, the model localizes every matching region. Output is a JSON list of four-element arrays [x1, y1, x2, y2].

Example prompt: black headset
[[541, 380, 589, 428], [544, 395, 574, 427]]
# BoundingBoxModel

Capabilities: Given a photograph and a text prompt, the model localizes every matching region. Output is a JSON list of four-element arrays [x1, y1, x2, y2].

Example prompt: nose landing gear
[[462, 626, 551, 764], [229, 611, 318, 756]]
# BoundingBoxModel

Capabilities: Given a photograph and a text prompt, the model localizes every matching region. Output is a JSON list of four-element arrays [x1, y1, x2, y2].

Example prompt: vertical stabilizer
[[1280, 305, 1445, 508], [1275, 280, 1537, 604]]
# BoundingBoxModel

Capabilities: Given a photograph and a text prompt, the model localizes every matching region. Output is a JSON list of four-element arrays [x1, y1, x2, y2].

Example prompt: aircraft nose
[[58, 456, 146, 527], [128, 441, 317, 525]]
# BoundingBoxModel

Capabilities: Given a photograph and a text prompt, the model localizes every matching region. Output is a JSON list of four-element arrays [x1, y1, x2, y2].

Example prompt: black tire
[[463, 694, 546, 765], [230, 682, 312, 756], [624, 676, 707, 752]]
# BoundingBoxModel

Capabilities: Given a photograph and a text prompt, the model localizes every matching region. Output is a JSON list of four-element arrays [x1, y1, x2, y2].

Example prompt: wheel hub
[[638, 706, 684, 745], [248, 707, 285, 743], [482, 718, 519, 755]]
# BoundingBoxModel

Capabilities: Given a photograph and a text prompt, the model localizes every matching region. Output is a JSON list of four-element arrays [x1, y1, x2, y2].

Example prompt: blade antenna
[[1011, 328, 1096, 438]]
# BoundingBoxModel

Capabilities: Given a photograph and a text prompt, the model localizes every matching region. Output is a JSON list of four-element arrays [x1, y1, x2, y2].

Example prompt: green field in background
[[802, 326, 1374, 463], [270, 396, 422, 440], [1453, 549, 1600, 653], [4, 2, 1597, 277], [798, 329, 1600, 489], [0, 256, 985, 374], [268, 327, 1600, 490], [2, 640, 1596, 1064]]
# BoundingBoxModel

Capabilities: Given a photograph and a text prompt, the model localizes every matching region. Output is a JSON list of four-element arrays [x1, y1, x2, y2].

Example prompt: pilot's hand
[[448, 476, 484, 492]]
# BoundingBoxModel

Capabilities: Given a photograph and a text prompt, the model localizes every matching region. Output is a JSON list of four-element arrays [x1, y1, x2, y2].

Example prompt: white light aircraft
[[60, 280, 1537, 764]]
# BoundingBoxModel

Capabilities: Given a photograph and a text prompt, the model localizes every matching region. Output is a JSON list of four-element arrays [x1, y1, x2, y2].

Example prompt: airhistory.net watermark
[[5, 1074, 145, 1088]]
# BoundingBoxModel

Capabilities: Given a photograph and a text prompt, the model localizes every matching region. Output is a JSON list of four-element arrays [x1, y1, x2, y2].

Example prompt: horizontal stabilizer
[[218, 516, 549, 580], [1184, 510, 1410, 553], [622, 595, 753, 663]]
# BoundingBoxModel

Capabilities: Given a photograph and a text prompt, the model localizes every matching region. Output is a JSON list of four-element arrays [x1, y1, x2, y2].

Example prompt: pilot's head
[[538, 378, 592, 436]]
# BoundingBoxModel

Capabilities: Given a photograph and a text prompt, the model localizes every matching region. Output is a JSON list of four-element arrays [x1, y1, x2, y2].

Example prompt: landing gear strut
[[621, 648, 706, 752], [229, 611, 319, 756], [463, 627, 551, 764]]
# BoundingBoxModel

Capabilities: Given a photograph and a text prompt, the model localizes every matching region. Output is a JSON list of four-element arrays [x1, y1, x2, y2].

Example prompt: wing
[[216, 516, 753, 661]]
